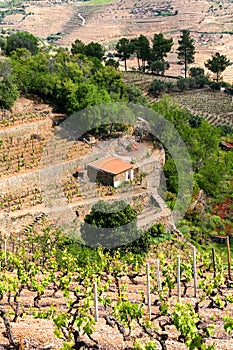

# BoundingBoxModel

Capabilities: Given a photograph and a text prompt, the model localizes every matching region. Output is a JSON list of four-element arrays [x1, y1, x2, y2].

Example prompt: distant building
[[87, 156, 137, 187]]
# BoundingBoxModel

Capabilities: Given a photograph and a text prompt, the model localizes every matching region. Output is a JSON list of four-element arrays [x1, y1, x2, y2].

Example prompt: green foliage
[[131, 34, 151, 71], [149, 60, 170, 75], [81, 200, 138, 248], [172, 303, 214, 350], [115, 37, 133, 71], [81, 200, 168, 252], [205, 52, 230, 82], [163, 154, 178, 194], [0, 76, 19, 108], [71, 39, 85, 55], [189, 67, 205, 77], [122, 223, 169, 255], [177, 30, 195, 78], [196, 155, 226, 196], [125, 83, 148, 105], [6, 31, 39, 55], [65, 81, 111, 113], [84, 41, 105, 60], [177, 77, 190, 91], [152, 96, 229, 199], [147, 33, 172, 75], [193, 74, 209, 88], [133, 340, 157, 350], [0, 214, 232, 349], [209, 81, 222, 90], [177, 76, 208, 90], [223, 315, 233, 334], [189, 115, 202, 128], [217, 124, 233, 136], [0, 36, 6, 50], [105, 58, 119, 69], [71, 39, 105, 60], [71, 39, 105, 61], [149, 79, 170, 96], [151, 33, 173, 62], [113, 299, 144, 326], [9, 50, 132, 112]]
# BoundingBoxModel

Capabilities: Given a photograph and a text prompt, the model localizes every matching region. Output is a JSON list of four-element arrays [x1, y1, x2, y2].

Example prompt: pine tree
[[149, 33, 173, 74], [177, 30, 195, 78], [151, 33, 173, 62], [131, 34, 151, 71], [205, 52, 230, 82], [115, 38, 133, 71]]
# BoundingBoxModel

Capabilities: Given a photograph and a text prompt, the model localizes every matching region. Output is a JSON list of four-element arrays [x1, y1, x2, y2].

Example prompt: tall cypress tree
[[177, 30, 195, 78]]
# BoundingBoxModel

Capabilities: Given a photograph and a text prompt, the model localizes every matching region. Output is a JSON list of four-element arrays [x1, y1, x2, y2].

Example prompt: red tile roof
[[89, 156, 134, 175]]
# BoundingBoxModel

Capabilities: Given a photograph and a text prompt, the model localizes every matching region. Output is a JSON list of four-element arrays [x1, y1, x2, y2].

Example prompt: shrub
[[210, 81, 222, 90], [217, 124, 233, 136], [177, 76, 209, 90], [189, 115, 202, 128], [105, 58, 119, 69], [188, 77, 197, 89], [0, 77, 19, 108], [149, 79, 167, 96], [6, 31, 39, 56], [189, 67, 205, 77], [193, 74, 209, 88], [149, 79, 174, 96], [177, 77, 189, 91]]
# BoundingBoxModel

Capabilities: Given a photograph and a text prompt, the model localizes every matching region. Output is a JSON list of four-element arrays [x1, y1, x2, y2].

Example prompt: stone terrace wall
[[0, 119, 53, 141]]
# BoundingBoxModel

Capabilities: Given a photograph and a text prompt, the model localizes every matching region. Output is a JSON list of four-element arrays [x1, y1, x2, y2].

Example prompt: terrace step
[[55, 6, 95, 46]]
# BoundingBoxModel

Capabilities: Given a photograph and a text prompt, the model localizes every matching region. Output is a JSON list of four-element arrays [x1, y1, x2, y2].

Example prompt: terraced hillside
[[0, 95, 172, 244], [1, 0, 233, 80], [172, 89, 233, 127]]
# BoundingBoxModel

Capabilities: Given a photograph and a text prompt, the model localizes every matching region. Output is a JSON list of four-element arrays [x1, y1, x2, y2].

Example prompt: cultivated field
[[172, 89, 233, 127], [0, 218, 233, 349]]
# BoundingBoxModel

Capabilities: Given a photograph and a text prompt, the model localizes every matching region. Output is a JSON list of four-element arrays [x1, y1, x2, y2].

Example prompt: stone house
[[87, 156, 137, 187]]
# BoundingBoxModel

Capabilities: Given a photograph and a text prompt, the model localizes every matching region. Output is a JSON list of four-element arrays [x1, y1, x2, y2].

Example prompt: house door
[[126, 169, 134, 181]]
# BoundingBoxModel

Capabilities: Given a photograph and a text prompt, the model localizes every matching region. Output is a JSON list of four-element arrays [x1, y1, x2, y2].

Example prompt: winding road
[[78, 13, 85, 26]]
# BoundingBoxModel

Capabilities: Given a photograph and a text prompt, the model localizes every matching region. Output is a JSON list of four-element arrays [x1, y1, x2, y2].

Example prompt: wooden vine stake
[[177, 256, 181, 302], [193, 246, 197, 297], [146, 263, 151, 320], [212, 247, 216, 278], [155, 259, 161, 292], [93, 282, 99, 322], [226, 236, 231, 281], [4, 239, 7, 265]]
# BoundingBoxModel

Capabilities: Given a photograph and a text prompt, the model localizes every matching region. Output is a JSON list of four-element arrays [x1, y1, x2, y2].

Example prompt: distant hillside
[[1, 0, 233, 80]]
